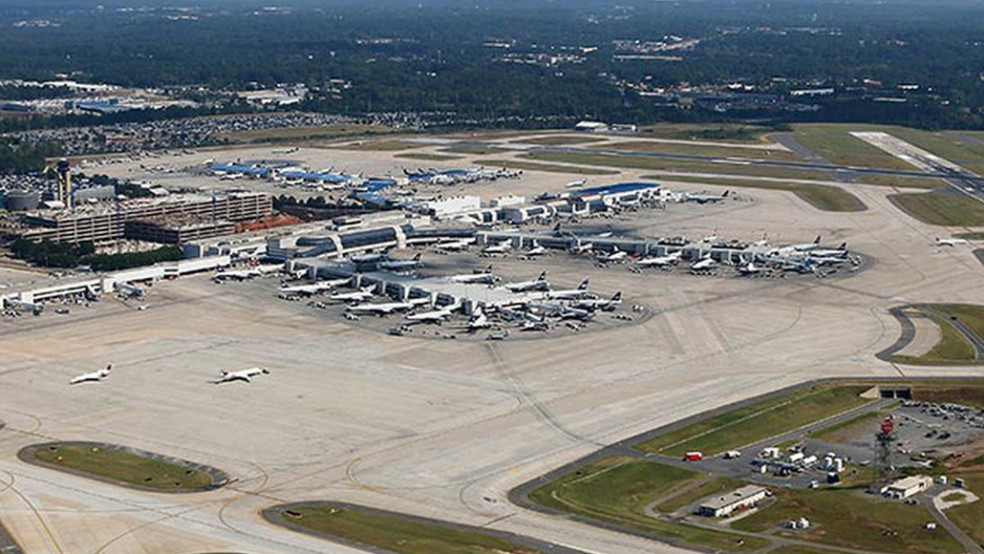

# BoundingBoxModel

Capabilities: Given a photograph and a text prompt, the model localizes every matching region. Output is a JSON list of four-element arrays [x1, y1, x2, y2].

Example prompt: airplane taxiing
[[449, 265, 496, 284], [936, 237, 969, 247], [213, 367, 270, 384], [684, 190, 730, 204], [70, 364, 112, 385]]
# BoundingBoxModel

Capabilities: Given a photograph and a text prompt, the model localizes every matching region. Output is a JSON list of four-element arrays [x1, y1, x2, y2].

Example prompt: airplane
[[405, 305, 457, 324], [350, 252, 388, 264], [636, 251, 682, 268], [378, 253, 423, 271], [214, 263, 282, 281], [115, 282, 144, 298], [504, 271, 549, 293], [565, 179, 586, 189], [482, 240, 513, 255], [520, 320, 550, 332], [596, 246, 628, 263], [690, 255, 717, 271], [684, 190, 730, 204], [546, 278, 590, 300], [936, 237, 969, 247], [328, 286, 376, 303], [213, 367, 270, 384], [279, 278, 350, 296], [737, 261, 765, 276], [790, 235, 822, 252], [70, 364, 112, 385], [346, 301, 414, 315], [810, 242, 849, 258], [569, 240, 594, 255], [448, 265, 495, 284], [435, 238, 476, 252], [571, 292, 622, 311], [559, 307, 596, 321], [467, 307, 492, 331], [4, 299, 44, 315], [525, 241, 547, 257]]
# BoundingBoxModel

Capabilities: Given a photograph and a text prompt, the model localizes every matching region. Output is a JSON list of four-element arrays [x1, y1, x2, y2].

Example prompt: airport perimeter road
[[3, 167, 984, 553]]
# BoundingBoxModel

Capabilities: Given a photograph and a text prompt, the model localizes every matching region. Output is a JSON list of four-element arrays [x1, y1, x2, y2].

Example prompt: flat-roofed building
[[698, 485, 769, 517]]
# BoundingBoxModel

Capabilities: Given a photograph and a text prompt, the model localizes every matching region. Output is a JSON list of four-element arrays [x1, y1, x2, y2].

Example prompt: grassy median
[[30, 443, 214, 491]]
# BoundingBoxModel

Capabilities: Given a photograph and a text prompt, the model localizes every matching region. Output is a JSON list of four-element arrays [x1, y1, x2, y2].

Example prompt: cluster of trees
[[9, 238, 181, 270], [1, 1, 984, 129], [0, 137, 62, 173]]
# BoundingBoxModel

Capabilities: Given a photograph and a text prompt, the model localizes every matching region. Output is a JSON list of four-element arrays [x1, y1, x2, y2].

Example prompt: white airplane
[[546, 278, 590, 300], [565, 179, 586, 189], [636, 251, 682, 267], [482, 240, 513, 255], [213, 367, 270, 384], [328, 286, 376, 303], [405, 305, 456, 324], [346, 301, 414, 315], [350, 252, 387, 264], [504, 271, 549, 293], [936, 237, 969, 247], [737, 261, 764, 276], [690, 255, 717, 271], [569, 240, 594, 255], [559, 307, 596, 321], [810, 242, 849, 257], [436, 238, 476, 252], [449, 265, 495, 284], [214, 263, 282, 281], [596, 246, 628, 263], [379, 253, 423, 271], [70, 364, 112, 385], [279, 278, 348, 296], [467, 308, 492, 331], [572, 292, 622, 311], [525, 241, 547, 257], [791, 235, 822, 252], [684, 190, 730, 204]]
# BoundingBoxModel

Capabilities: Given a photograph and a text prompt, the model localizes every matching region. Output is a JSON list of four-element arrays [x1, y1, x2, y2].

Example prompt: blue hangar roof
[[576, 182, 661, 197]]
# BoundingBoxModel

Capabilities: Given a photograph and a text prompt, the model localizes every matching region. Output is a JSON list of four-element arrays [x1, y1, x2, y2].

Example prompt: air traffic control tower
[[56, 158, 72, 210]]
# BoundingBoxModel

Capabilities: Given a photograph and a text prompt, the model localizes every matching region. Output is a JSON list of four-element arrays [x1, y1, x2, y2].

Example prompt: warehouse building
[[697, 485, 769, 517], [882, 476, 933, 500]]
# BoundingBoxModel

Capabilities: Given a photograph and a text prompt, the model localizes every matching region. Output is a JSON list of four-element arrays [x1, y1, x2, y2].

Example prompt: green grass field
[[945, 471, 984, 545], [807, 410, 884, 442], [395, 152, 464, 161], [272, 504, 542, 554], [635, 385, 872, 457], [856, 174, 944, 189], [732, 488, 964, 553], [889, 191, 984, 226], [894, 312, 977, 365], [512, 135, 609, 146], [931, 304, 984, 343], [790, 127, 916, 170], [31, 443, 214, 491], [529, 457, 768, 552], [954, 232, 984, 240], [654, 476, 743, 514], [330, 139, 426, 151], [442, 144, 510, 155], [638, 123, 775, 144], [523, 151, 827, 181], [605, 141, 803, 162], [471, 159, 619, 175], [644, 174, 865, 212]]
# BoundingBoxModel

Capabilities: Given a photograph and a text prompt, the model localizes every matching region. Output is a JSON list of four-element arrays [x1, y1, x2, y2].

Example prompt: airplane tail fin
[[723, 190, 730, 197], [106, 364, 112, 371], [612, 291, 622, 302], [537, 270, 547, 281], [838, 242, 847, 250], [577, 278, 589, 290], [412, 253, 422, 261], [484, 264, 493, 274], [814, 235, 821, 244]]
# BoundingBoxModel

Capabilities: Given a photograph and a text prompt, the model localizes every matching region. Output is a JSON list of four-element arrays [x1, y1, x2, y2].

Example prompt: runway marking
[[0, 470, 65, 554]]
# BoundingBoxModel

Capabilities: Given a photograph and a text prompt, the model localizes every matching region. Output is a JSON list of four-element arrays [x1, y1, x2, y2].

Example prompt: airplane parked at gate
[[636, 251, 682, 268], [379, 253, 423, 271], [467, 308, 492, 331], [328, 286, 376, 303], [279, 278, 350, 296], [504, 271, 549, 293], [690, 255, 717, 271], [449, 265, 496, 284], [70, 364, 112, 385], [684, 190, 730, 204], [405, 305, 457, 324], [482, 240, 512, 255], [596, 246, 628, 263], [214, 264, 281, 282], [435, 238, 476, 252], [546, 278, 590, 300], [213, 367, 270, 384], [571, 292, 622, 311], [525, 241, 547, 257], [347, 301, 414, 315]]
